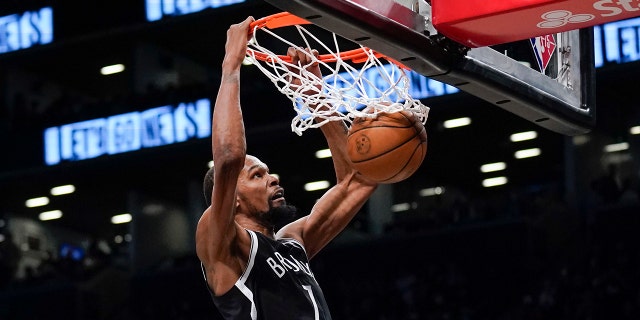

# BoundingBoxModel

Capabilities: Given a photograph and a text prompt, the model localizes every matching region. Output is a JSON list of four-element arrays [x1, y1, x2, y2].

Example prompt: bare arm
[[276, 48, 378, 258], [195, 16, 254, 295]]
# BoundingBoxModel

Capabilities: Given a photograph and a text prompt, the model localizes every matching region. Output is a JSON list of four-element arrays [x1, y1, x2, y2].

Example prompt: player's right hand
[[286, 47, 322, 97], [222, 16, 254, 72]]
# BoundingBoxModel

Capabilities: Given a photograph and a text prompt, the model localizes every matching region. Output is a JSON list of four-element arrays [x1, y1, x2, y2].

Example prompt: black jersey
[[202, 229, 332, 320]]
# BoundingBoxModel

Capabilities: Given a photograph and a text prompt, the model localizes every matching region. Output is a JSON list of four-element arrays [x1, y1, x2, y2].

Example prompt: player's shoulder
[[275, 217, 305, 239]]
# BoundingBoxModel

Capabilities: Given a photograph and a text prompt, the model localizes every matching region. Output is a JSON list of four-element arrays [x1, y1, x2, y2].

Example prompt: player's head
[[203, 155, 296, 229], [237, 155, 297, 229], [236, 155, 282, 213]]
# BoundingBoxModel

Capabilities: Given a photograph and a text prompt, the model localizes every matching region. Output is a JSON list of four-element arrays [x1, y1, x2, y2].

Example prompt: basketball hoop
[[246, 12, 430, 135]]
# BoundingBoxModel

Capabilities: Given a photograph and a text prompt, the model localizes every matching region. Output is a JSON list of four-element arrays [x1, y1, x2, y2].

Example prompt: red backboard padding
[[432, 0, 640, 47]]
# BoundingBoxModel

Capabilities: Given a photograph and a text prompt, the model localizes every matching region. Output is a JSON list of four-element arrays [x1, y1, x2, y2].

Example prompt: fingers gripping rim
[[247, 12, 402, 66], [246, 12, 430, 135]]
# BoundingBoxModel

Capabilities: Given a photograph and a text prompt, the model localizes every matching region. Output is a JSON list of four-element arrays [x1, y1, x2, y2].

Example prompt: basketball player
[[195, 16, 378, 319]]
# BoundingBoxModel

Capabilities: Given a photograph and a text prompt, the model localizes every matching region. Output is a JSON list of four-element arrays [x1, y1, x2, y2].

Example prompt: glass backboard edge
[[264, 0, 596, 136]]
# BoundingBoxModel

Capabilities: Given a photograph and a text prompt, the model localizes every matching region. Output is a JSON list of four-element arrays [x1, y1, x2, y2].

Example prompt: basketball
[[347, 111, 427, 184]]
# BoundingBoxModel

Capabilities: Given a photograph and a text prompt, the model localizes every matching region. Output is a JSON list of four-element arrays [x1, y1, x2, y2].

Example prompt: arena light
[[514, 148, 541, 159], [100, 64, 125, 75], [44, 98, 211, 166], [51, 184, 75, 196], [391, 203, 411, 212], [443, 117, 471, 129], [39, 210, 62, 221], [26, 196, 49, 208], [630, 126, 640, 135], [111, 213, 132, 224], [115, 234, 132, 243], [482, 177, 508, 187], [480, 162, 506, 173], [604, 142, 629, 153], [419, 186, 445, 197], [510, 131, 538, 142], [315, 149, 332, 159], [572, 135, 590, 146], [304, 180, 330, 191]]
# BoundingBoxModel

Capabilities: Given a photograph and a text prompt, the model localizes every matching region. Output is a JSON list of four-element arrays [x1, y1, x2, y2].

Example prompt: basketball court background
[[0, 0, 639, 319]]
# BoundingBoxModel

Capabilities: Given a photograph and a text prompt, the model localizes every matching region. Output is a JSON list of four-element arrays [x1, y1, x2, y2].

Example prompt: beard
[[264, 203, 298, 231]]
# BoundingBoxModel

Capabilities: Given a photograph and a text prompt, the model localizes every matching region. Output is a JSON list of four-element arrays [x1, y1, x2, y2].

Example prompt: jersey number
[[302, 285, 320, 320]]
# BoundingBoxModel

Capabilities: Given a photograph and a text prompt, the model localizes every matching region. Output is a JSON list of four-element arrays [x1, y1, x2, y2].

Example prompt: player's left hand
[[286, 47, 322, 97]]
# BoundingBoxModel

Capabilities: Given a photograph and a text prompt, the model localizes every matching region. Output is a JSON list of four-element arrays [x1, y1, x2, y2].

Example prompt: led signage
[[594, 17, 640, 67], [146, 0, 246, 22], [0, 7, 53, 54], [44, 99, 211, 165]]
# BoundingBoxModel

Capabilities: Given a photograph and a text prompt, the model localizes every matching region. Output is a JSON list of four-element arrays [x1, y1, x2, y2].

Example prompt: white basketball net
[[246, 15, 430, 136]]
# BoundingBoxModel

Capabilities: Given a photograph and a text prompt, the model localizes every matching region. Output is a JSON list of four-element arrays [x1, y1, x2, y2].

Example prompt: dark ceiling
[[0, 0, 638, 240]]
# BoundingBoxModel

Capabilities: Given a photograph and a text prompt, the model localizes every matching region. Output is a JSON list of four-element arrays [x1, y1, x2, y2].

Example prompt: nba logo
[[530, 34, 556, 73]]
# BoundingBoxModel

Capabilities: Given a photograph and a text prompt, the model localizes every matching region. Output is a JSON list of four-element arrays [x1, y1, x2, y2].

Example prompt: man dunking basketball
[[195, 16, 379, 319]]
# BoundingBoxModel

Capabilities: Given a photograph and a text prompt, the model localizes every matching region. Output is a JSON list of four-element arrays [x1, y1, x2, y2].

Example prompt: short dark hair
[[203, 166, 215, 207]]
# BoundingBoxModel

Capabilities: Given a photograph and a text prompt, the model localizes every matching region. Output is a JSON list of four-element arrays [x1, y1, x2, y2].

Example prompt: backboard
[[263, 0, 596, 136]]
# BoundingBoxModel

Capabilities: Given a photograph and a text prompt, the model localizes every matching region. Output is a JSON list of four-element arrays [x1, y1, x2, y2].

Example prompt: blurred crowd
[[1, 182, 639, 320], [1, 68, 639, 320], [1, 82, 212, 135]]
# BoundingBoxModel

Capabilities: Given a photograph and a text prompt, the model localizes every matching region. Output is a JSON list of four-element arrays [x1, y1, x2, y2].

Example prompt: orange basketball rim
[[247, 12, 408, 68]]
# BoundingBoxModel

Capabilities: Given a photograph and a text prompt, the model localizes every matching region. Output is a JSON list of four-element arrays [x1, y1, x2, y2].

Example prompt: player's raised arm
[[296, 120, 378, 259], [195, 16, 254, 295], [276, 48, 378, 258]]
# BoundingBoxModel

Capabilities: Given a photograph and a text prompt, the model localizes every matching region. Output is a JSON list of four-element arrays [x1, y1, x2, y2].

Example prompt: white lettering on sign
[[108, 112, 142, 155], [594, 0, 640, 17], [295, 67, 458, 117], [594, 17, 640, 67], [146, 0, 246, 22], [538, 0, 640, 29], [0, 7, 53, 54], [141, 106, 175, 147], [44, 98, 211, 165]]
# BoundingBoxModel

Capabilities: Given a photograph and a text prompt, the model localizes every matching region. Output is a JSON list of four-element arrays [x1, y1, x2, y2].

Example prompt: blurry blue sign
[[0, 7, 53, 54], [406, 70, 460, 99], [146, 0, 246, 22], [323, 65, 458, 105], [44, 98, 211, 165], [594, 17, 640, 67], [60, 243, 84, 261]]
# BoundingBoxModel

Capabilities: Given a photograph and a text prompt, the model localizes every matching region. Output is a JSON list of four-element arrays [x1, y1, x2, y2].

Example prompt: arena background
[[1, 1, 639, 319]]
